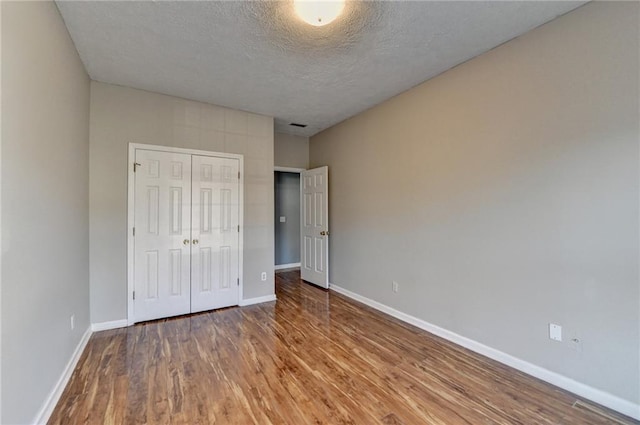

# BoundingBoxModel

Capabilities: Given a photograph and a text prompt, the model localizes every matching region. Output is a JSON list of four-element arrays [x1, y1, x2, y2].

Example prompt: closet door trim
[[126, 143, 244, 325]]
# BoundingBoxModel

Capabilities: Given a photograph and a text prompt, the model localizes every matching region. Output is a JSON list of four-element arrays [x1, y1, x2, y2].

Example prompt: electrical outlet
[[568, 331, 583, 352], [261, 272, 267, 281], [392, 281, 399, 293], [70, 314, 75, 331], [569, 337, 583, 352], [279, 216, 286, 223], [549, 323, 562, 342]]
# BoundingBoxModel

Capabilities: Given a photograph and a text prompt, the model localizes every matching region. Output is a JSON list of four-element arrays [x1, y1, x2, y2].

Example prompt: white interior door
[[190, 155, 240, 312], [301, 166, 329, 288], [133, 149, 192, 322]]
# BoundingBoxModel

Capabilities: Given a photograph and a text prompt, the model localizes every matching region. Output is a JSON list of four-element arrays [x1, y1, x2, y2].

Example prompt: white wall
[[310, 1, 639, 406], [90, 82, 275, 324], [275, 132, 309, 169], [1, 1, 91, 423]]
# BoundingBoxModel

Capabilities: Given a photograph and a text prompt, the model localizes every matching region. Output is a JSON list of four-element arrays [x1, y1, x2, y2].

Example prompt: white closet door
[[190, 155, 240, 312], [133, 149, 192, 322]]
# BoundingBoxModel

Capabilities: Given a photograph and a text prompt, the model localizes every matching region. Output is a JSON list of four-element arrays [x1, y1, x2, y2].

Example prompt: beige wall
[[1, 1, 91, 423], [275, 132, 309, 169], [89, 82, 275, 324], [310, 2, 639, 405]]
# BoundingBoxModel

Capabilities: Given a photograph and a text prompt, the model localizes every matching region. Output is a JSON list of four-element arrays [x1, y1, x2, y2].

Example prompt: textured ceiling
[[56, 1, 587, 137]]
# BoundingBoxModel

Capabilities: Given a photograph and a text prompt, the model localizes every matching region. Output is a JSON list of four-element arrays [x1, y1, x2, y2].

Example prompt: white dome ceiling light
[[294, 0, 346, 27]]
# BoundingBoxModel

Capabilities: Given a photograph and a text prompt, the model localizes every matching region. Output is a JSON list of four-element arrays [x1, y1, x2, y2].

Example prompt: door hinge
[[237, 278, 240, 286], [133, 162, 141, 172], [238, 171, 240, 180], [133, 290, 136, 300], [237, 225, 240, 232], [133, 227, 135, 236]]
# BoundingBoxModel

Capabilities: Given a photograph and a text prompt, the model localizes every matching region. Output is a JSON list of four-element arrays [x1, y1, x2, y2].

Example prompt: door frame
[[273, 166, 305, 270], [127, 143, 244, 325]]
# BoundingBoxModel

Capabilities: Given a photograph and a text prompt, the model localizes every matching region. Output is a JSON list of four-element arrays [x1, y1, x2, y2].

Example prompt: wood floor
[[50, 270, 636, 424]]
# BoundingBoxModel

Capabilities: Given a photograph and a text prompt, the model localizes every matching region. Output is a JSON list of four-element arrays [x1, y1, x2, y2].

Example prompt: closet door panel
[[191, 155, 240, 312], [133, 149, 192, 322]]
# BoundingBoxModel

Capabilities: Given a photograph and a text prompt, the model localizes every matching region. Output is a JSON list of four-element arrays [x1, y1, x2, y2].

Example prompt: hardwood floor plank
[[49, 270, 637, 424]]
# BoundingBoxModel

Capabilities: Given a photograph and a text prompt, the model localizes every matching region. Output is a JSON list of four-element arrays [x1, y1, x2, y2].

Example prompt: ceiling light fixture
[[294, 0, 346, 27]]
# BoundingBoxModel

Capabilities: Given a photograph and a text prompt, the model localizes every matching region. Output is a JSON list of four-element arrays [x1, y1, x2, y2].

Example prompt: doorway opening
[[274, 170, 302, 271], [273, 165, 329, 289]]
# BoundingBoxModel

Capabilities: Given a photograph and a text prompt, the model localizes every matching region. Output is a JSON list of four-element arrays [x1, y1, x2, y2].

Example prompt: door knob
[[193, 239, 199, 245], [183, 239, 190, 245]]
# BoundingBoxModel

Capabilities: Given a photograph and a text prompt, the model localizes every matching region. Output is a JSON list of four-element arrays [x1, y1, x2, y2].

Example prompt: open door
[[301, 166, 329, 288]]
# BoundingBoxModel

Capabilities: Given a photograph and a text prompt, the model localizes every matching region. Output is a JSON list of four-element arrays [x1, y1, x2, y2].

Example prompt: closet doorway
[[127, 144, 244, 324]]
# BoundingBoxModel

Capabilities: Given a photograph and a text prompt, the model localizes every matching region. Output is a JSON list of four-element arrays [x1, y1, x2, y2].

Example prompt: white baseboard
[[275, 262, 301, 270], [32, 326, 92, 425], [239, 294, 277, 306], [91, 319, 129, 332], [329, 283, 640, 421]]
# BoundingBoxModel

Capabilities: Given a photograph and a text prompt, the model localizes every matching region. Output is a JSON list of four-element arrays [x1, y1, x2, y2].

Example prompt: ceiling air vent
[[289, 123, 307, 128]]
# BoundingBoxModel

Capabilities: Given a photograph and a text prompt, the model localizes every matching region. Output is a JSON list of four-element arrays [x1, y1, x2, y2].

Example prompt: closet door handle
[[192, 239, 199, 245], [183, 239, 190, 245]]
